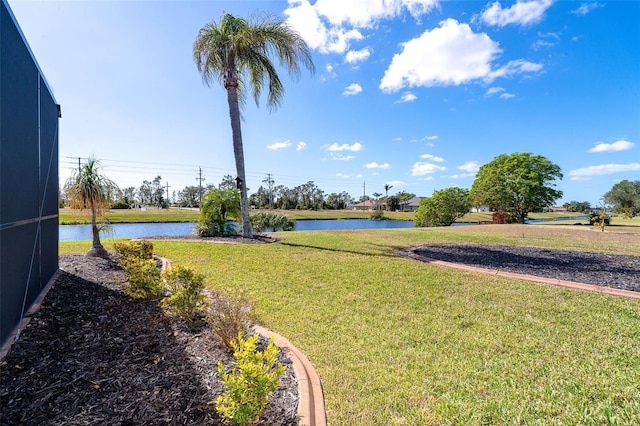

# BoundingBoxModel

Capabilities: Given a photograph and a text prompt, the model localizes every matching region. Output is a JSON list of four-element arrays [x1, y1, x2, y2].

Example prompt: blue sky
[[8, 0, 640, 205]]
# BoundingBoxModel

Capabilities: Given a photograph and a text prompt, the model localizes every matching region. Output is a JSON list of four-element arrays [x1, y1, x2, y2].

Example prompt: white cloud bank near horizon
[[568, 163, 640, 180]]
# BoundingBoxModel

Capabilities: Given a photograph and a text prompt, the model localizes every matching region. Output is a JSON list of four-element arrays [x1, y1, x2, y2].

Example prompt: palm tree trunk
[[88, 199, 107, 257], [226, 85, 253, 238]]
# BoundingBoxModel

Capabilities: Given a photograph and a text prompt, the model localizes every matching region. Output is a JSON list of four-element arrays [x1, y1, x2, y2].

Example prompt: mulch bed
[[409, 243, 640, 292], [1, 255, 298, 426]]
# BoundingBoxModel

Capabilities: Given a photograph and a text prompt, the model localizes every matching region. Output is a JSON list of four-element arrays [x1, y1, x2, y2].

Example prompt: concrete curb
[[254, 325, 327, 426], [160, 256, 327, 425], [402, 249, 640, 300]]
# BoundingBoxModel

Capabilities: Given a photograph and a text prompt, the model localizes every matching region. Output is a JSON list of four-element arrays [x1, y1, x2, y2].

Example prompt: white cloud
[[480, 0, 554, 27], [532, 40, 554, 50], [448, 173, 475, 179], [332, 154, 356, 161], [572, 2, 603, 16], [411, 162, 446, 176], [284, 1, 363, 54], [420, 154, 445, 162], [326, 142, 364, 152], [392, 137, 402, 141], [324, 64, 337, 79], [424, 135, 438, 140], [397, 92, 418, 103], [297, 142, 307, 151], [336, 172, 358, 178], [458, 160, 480, 173], [487, 59, 543, 81], [285, 0, 438, 55], [386, 180, 407, 187], [487, 87, 515, 99], [343, 83, 363, 96], [379, 19, 542, 92], [345, 48, 371, 64], [313, 0, 438, 27], [486, 87, 505, 96], [568, 163, 640, 179], [364, 162, 391, 169], [267, 140, 291, 150], [588, 140, 635, 153]]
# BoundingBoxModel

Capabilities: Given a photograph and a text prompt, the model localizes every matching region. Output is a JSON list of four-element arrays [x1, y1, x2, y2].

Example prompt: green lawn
[[59, 207, 201, 224], [60, 226, 640, 425], [61, 207, 620, 226]]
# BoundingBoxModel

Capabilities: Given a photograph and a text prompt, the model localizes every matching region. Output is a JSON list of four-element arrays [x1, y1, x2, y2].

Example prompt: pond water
[[58, 216, 589, 242], [59, 219, 416, 241]]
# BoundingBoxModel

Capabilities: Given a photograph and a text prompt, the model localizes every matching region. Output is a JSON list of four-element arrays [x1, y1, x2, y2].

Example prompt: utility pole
[[263, 173, 275, 209], [363, 181, 366, 200], [78, 157, 81, 173], [165, 182, 170, 207], [196, 167, 205, 209]]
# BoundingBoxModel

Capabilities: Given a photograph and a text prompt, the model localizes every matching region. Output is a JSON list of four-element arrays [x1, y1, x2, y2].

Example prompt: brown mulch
[[408, 243, 640, 292], [1, 255, 298, 426]]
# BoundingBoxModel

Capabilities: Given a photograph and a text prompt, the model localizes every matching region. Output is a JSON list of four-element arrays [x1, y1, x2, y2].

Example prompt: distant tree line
[[60, 157, 639, 224]]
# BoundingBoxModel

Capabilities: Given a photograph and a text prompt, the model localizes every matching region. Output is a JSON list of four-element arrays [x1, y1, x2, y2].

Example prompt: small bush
[[207, 294, 254, 352], [111, 201, 131, 209], [114, 240, 153, 261], [250, 212, 295, 232], [195, 221, 238, 237], [492, 210, 509, 224], [162, 266, 207, 318], [121, 258, 163, 299], [216, 333, 287, 426], [370, 210, 385, 220]]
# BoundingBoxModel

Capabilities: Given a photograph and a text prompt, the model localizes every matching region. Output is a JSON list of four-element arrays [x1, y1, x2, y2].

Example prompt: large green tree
[[603, 179, 640, 217], [414, 187, 471, 227], [64, 158, 118, 257], [470, 153, 563, 224], [193, 13, 314, 238]]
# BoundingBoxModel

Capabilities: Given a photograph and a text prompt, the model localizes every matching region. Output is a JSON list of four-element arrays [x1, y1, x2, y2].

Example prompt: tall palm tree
[[194, 12, 314, 238], [384, 183, 393, 211], [64, 158, 118, 258]]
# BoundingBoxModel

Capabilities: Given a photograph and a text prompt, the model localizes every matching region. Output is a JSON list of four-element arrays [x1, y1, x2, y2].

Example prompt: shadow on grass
[[278, 240, 401, 259]]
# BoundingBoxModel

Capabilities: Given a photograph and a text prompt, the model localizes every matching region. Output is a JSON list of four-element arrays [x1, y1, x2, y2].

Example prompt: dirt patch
[[1, 255, 297, 426]]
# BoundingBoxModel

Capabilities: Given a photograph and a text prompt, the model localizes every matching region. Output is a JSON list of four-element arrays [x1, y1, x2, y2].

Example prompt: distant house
[[547, 206, 568, 212], [352, 199, 378, 210], [403, 197, 424, 212]]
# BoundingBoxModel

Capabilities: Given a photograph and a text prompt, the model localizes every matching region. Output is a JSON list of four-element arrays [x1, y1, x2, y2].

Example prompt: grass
[[60, 226, 640, 424], [60, 207, 603, 225], [59, 207, 200, 224]]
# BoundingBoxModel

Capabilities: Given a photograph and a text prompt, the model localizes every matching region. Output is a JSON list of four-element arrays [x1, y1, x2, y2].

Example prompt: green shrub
[[207, 294, 254, 352], [110, 200, 131, 209], [249, 212, 295, 232], [161, 266, 207, 318], [198, 188, 241, 236], [121, 258, 163, 299], [114, 240, 153, 261], [216, 333, 286, 426], [195, 221, 238, 237], [370, 210, 385, 220]]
